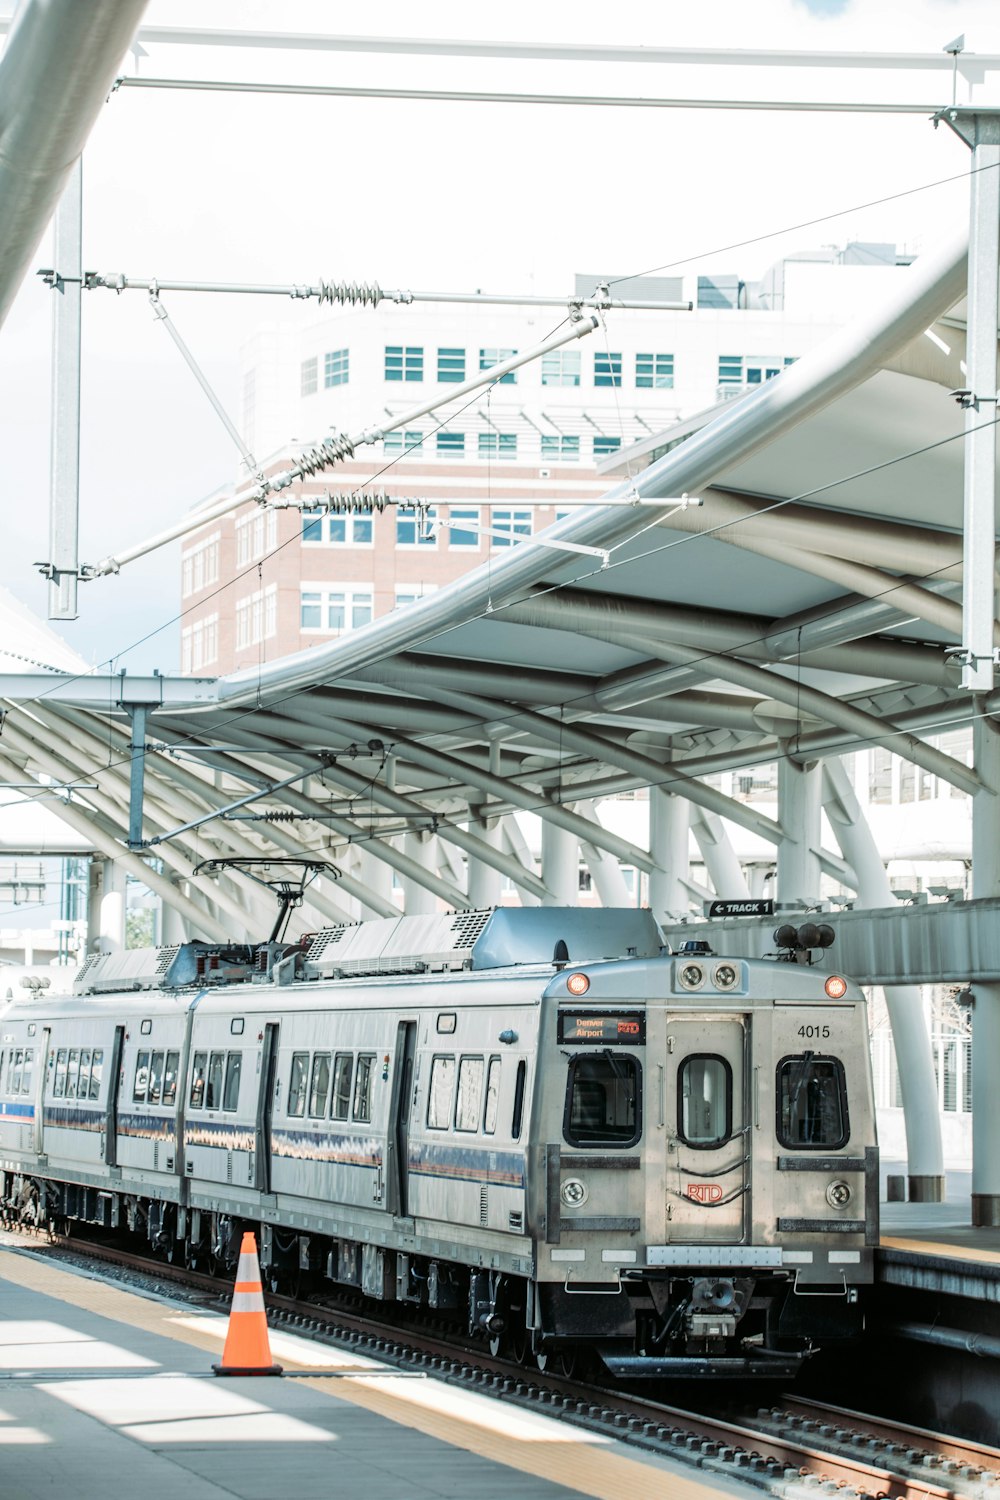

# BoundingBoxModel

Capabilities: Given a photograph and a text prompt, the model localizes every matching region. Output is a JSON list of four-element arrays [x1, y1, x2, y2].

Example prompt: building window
[[383, 429, 424, 455], [436, 430, 465, 455], [594, 351, 622, 387], [491, 508, 532, 546], [181, 613, 219, 673], [593, 436, 621, 458], [181, 534, 220, 597], [540, 434, 580, 462], [385, 345, 423, 381], [299, 584, 374, 633], [745, 357, 786, 384], [300, 357, 318, 396], [448, 506, 481, 548], [396, 505, 437, 547], [324, 348, 349, 387], [302, 510, 373, 546], [478, 432, 517, 460], [235, 512, 268, 567], [718, 355, 744, 385], [480, 347, 516, 384], [236, 587, 277, 649], [541, 349, 581, 387], [635, 352, 674, 388], [395, 584, 438, 609], [437, 347, 465, 383]]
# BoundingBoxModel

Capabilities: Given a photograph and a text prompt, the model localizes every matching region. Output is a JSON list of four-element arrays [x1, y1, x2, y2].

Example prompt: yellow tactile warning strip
[[882, 1235, 1000, 1264], [0, 1247, 744, 1500]]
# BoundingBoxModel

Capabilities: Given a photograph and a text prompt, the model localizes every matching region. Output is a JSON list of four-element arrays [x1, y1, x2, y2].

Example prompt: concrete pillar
[[357, 848, 394, 920], [690, 807, 751, 900], [648, 789, 690, 921], [158, 894, 189, 947], [822, 757, 944, 1200], [971, 720, 1000, 1223], [467, 816, 503, 909], [91, 858, 126, 954], [541, 816, 578, 906], [402, 832, 439, 915], [777, 756, 823, 906]]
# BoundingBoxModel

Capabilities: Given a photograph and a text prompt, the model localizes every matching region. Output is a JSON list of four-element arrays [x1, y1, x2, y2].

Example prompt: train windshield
[[777, 1053, 849, 1149], [563, 1053, 641, 1148]]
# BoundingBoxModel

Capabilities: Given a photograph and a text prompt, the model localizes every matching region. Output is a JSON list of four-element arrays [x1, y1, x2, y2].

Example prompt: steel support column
[[47, 159, 82, 620], [971, 719, 1000, 1223], [649, 789, 691, 921], [402, 832, 440, 915], [467, 815, 503, 908], [690, 807, 751, 901], [541, 817, 578, 907], [822, 757, 944, 1200], [777, 756, 823, 907], [577, 800, 633, 907], [936, 108, 1000, 693]]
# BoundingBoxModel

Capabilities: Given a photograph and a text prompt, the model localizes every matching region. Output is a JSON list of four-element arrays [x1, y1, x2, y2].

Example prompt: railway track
[[24, 1228, 1000, 1500]]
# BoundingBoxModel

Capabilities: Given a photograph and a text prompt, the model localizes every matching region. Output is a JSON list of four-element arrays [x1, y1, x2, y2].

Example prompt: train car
[[0, 907, 877, 1377]]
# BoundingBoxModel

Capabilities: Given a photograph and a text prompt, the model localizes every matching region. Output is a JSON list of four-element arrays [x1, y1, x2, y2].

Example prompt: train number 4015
[[797, 1024, 830, 1039]]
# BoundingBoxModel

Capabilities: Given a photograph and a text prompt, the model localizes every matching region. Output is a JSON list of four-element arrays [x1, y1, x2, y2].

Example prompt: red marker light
[[566, 972, 590, 996], [825, 975, 848, 999]]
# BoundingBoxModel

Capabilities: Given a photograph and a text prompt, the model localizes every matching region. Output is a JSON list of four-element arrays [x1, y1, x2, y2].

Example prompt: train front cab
[[536, 955, 877, 1378]]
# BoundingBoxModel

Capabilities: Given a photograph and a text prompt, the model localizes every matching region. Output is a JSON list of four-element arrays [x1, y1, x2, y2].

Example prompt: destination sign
[[706, 898, 775, 918], [557, 1011, 646, 1045]]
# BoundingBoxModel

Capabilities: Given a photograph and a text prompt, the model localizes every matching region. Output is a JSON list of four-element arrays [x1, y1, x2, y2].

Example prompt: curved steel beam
[[0, 0, 148, 330]]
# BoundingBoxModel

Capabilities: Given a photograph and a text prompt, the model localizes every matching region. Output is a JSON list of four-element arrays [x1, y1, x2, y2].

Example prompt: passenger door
[[666, 1016, 748, 1243], [386, 1021, 416, 1219], [255, 1023, 279, 1193]]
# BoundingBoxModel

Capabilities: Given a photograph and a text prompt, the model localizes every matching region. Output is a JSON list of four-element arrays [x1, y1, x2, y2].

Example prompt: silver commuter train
[[0, 906, 877, 1377]]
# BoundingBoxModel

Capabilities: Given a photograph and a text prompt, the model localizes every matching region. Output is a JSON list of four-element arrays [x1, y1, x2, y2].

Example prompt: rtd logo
[[617, 1021, 641, 1035], [686, 1183, 724, 1204]]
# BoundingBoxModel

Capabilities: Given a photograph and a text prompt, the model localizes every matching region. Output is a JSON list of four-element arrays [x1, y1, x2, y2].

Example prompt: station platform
[[878, 1161, 1000, 1301], [0, 1230, 751, 1500]]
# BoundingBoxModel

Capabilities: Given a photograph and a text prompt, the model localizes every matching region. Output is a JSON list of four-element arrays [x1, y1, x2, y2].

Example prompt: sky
[[1, 0, 1000, 677]]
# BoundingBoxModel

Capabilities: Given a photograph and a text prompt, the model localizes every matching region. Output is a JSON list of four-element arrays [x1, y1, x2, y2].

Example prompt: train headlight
[[825, 975, 848, 999], [678, 961, 705, 991], [561, 1178, 589, 1208], [826, 1180, 852, 1208], [712, 962, 740, 991], [566, 972, 590, 996]]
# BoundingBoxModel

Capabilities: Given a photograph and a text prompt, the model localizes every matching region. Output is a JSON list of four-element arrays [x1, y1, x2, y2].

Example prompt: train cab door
[[666, 1016, 748, 1243], [386, 1021, 416, 1219], [103, 1026, 125, 1167], [254, 1023, 279, 1193]]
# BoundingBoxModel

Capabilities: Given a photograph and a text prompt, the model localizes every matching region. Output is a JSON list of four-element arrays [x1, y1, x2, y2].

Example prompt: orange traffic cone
[[213, 1231, 283, 1376]]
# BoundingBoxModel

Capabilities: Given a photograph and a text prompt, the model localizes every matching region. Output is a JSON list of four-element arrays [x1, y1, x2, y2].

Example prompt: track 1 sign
[[706, 899, 775, 918]]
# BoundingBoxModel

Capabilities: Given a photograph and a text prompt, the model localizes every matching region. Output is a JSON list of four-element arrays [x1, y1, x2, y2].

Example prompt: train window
[[287, 1052, 308, 1117], [90, 1049, 104, 1101], [678, 1054, 732, 1149], [512, 1060, 527, 1141], [331, 1053, 353, 1120], [206, 1052, 225, 1111], [483, 1056, 501, 1135], [563, 1054, 641, 1149], [353, 1054, 375, 1123], [189, 1052, 207, 1109], [223, 1052, 242, 1112], [54, 1049, 68, 1098], [133, 1051, 149, 1102], [162, 1051, 179, 1107], [309, 1053, 331, 1118], [777, 1054, 849, 1150], [455, 1056, 484, 1131], [427, 1055, 456, 1129], [21, 1048, 33, 1097], [11, 1049, 23, 1096], [148, 1052, 164, 1106], [78, 1050, 92, 1103], [66, 1049, 80, 1100]]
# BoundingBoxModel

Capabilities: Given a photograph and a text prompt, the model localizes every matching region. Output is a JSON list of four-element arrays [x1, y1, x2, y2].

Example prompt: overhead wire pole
[[46, 161, 83, 620]]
